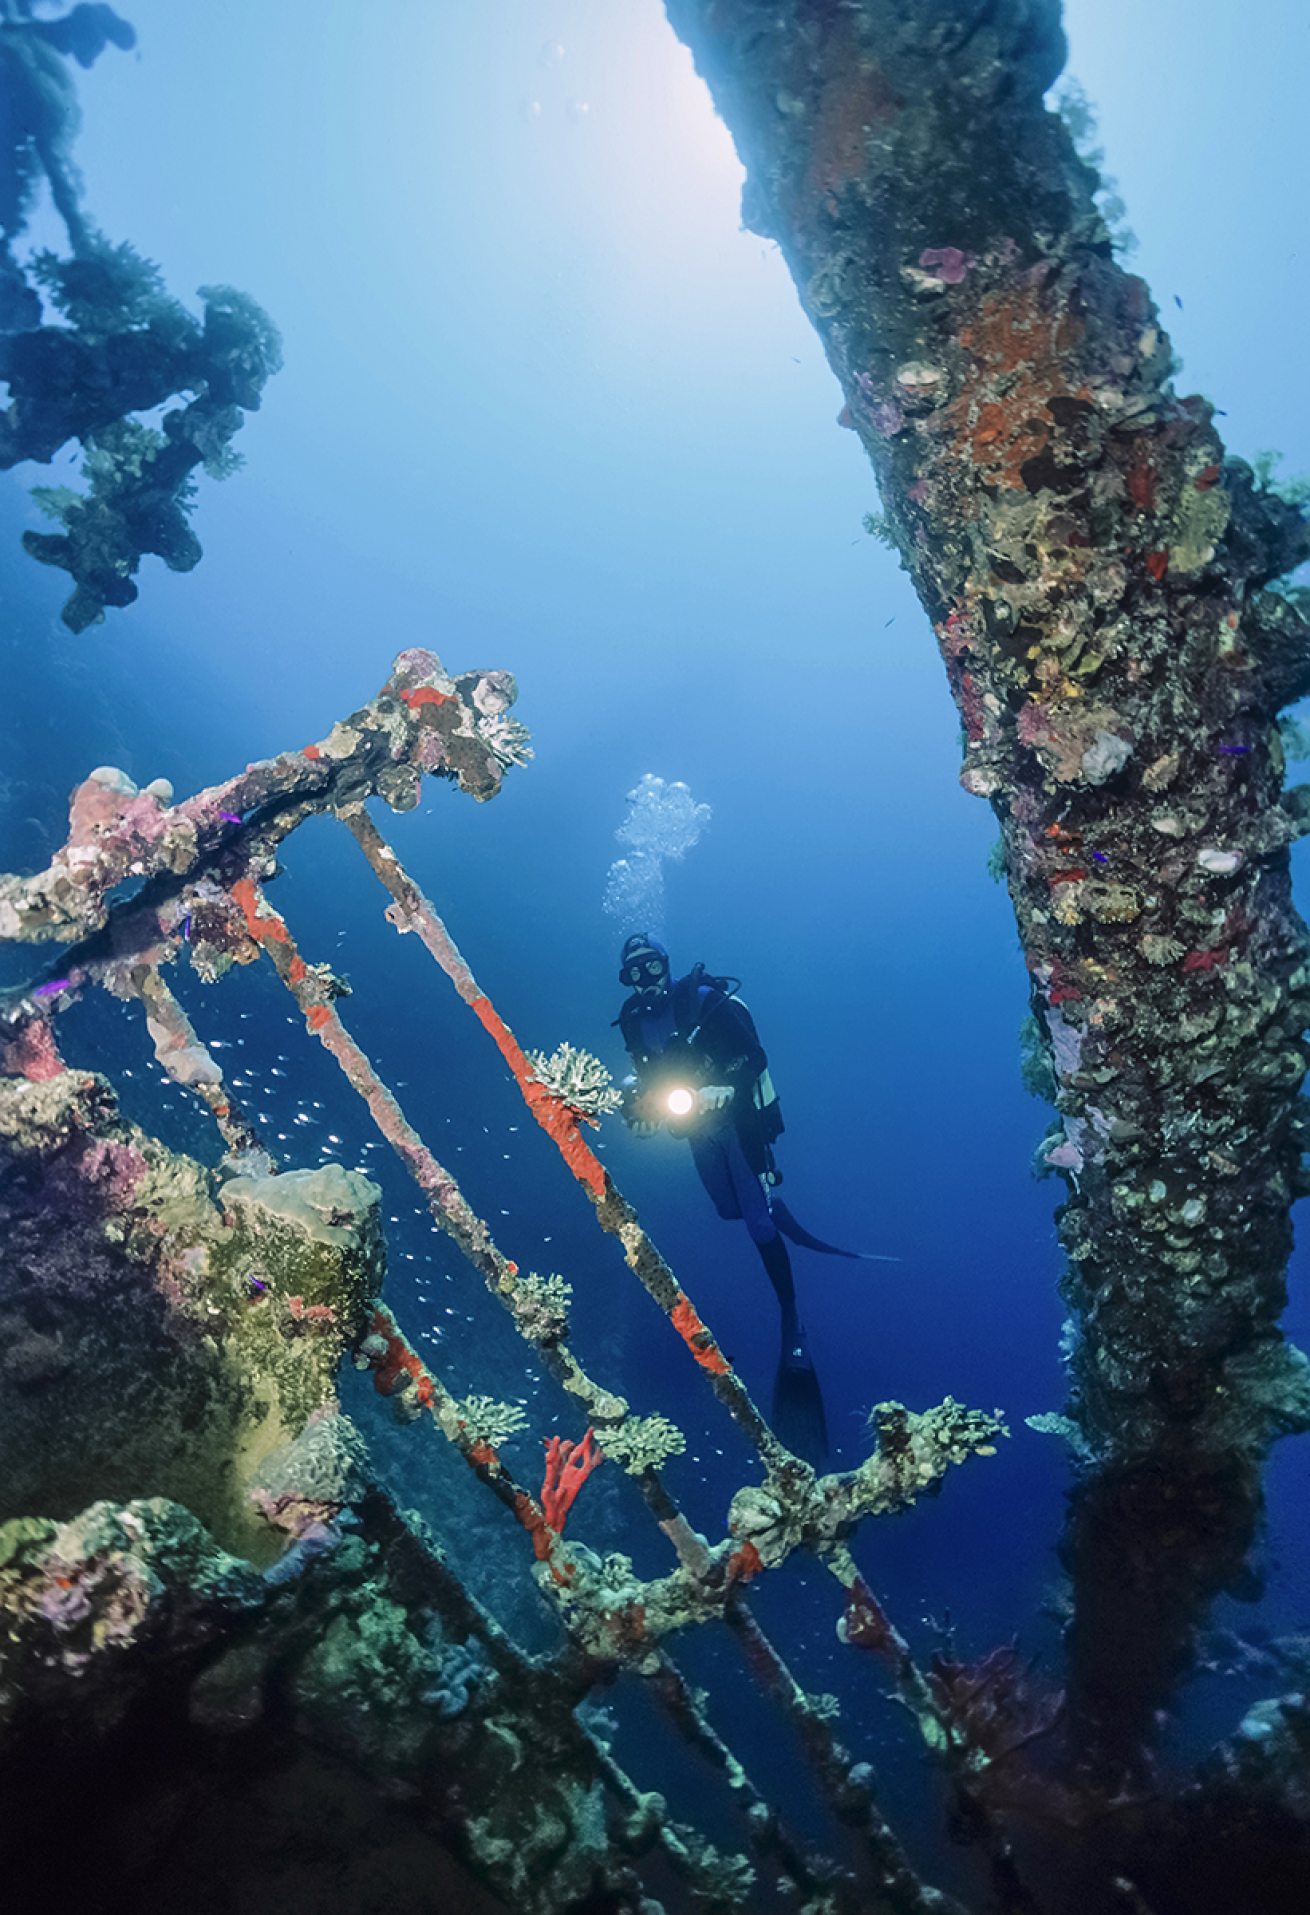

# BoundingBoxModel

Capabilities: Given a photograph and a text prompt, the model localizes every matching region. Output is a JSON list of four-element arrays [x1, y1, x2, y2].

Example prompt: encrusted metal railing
[[1, 649, 1012, 1913]]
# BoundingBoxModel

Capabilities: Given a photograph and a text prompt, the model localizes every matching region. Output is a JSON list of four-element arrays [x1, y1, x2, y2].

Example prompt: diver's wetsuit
[[620, 974, 781, 1248], [619, 963, 826, 1461]]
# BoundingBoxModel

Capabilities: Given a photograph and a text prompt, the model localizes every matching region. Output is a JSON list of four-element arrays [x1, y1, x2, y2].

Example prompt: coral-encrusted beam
[[0, 648, 519, 950], [660, 0, 1310, 1787], [228, 874, 808, 1576], [662, 0, 1310, 1474], [362, 1302, 534, 1507], [225, 874, 802, 1597], [338, 804, 794, 1470], [129, 965, 264, 1158], [723, 1595, 966, 1914]]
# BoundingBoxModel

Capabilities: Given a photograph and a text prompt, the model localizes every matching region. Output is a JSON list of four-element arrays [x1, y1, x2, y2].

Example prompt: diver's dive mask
[[618, 934, 670, 992], [622, 955, 669, 990]]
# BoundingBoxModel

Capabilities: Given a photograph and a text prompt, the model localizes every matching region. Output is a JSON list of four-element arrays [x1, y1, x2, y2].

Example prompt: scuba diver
[[616, 932, 891, 1467]]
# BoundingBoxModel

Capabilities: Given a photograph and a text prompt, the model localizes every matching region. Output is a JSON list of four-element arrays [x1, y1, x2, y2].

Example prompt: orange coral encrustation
[[230, 875, 289, 945], [399, 685, 453, 712], [941, 273, 1088, 492], [540, 1428, 604, 1531], [670, 1294, 731, 1375], [470, 995, 607, 1197], [367, 1304, 435, 1411], [517, 1431, 604, 1566]]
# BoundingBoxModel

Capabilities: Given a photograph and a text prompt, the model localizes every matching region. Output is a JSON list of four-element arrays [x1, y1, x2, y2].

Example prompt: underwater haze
[[3, 0, 1310, 1908]]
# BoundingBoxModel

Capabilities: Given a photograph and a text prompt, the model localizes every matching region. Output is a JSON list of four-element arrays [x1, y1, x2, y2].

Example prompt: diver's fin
[[772, 1198, 901, 1263], [772, 1330, 829, 1467]]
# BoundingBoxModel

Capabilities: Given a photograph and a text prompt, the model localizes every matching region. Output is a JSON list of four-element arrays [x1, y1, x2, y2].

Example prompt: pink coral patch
[[118, 794, 170, 844], [67, 778, 127, 844], [1, 1019, 64, 1081], [77, 1138, 148, 1211], [919, 245, 971, 284]]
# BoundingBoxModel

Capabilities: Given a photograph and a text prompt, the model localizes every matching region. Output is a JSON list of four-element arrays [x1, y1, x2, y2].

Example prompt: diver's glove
[[697, 1085, 734, 1114], [622, 1077, 659, 1137]]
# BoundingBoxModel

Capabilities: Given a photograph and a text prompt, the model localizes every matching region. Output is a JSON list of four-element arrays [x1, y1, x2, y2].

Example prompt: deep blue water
[[4, 1, 1310, 1903]]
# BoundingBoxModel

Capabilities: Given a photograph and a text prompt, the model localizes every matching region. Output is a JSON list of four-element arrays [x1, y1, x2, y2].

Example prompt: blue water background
[[4, 0, 1310, 1891]]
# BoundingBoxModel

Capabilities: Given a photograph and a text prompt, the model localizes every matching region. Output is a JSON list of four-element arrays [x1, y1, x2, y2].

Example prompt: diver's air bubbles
[[602, 774, 711, 938]]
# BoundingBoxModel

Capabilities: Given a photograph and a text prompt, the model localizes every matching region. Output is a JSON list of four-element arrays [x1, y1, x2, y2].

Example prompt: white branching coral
[[664, 1832, 754, 1909], [477, 711, 534, 768], [598, 1413, 687, 1475], [526, 1042, 623, 1117], [452, 1394, 529, 1448], [504, 1269, 573, 1341]]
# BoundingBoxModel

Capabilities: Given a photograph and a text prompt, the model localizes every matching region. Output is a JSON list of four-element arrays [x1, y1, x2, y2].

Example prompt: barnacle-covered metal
[[0, 648, 993, 1915]]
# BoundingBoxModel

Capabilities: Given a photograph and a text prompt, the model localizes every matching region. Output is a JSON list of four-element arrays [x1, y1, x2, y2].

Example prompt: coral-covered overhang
[[663, 0, 1310, 1463]]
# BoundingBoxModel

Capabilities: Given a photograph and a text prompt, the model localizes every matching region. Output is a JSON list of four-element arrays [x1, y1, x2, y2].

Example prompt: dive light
[[665, 1085, 696, 1118]]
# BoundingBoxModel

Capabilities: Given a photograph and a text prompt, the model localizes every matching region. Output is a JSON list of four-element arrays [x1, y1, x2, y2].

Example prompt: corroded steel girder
[[664, 0, 1310, 1466]]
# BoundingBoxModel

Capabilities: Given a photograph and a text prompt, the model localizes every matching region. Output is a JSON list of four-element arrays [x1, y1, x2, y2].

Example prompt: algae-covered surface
[[0, 1071, 380, 1563], [3, 3, 1310, 1913]]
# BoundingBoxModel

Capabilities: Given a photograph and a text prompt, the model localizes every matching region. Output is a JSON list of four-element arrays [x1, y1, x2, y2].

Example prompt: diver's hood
[[618, 931, 669, 985]]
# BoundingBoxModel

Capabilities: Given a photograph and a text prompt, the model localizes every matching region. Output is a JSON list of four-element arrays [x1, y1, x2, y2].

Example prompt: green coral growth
[[29, 484, 84, 525], [1141, 932, 1185, 966], [1279, 715, 1310, 763], [1051, 79, 1138, 255], [84, 416, 182, 490], [986, 835, 1007, 883], [32, 238, 189, 342], [1253, 449, 1310, 509], [0, 1516, 58, 1573], [198, 281, 285, 382], [862, 509, 897, 548], [1025, 1412, 1093, 1461], [15, 237, 280, 631], [507, 1270, 573, 1341], [292, 1589, 434, 1770], [663, 1829, 755, 1914], [526, 1043, 623, 1117], [453, 1395, 530, 1448], [1018, 1014, 1058, 1103], [597, 1413, 686, 1475]]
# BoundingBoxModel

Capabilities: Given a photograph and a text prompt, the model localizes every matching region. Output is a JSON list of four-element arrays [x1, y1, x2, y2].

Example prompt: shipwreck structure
[[1, 650, 1014, 1914], [663, 0, 1310, 1791], [4, 3, 1310, 1912]]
